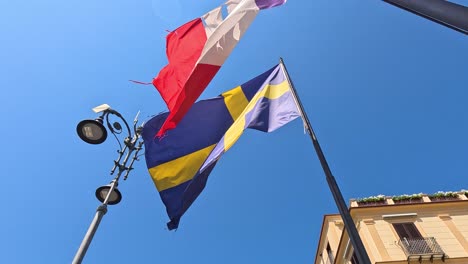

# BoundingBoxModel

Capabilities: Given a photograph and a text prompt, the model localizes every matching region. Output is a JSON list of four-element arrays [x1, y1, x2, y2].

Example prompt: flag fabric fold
[[152, 0, 287, 137], [143, 64, 300, 230]]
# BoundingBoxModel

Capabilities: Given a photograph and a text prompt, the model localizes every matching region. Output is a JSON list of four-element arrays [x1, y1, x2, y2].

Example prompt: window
[[393, 222, 433, 254], [326, 243, 334, 264], [350, 252, 359, 264], [392, 223, 422, 240]]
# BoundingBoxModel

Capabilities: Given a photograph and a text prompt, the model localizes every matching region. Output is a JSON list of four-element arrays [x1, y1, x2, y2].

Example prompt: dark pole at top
[[383, 0, 468, 35]]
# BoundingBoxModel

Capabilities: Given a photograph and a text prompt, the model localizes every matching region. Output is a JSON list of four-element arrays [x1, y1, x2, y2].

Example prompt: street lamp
[[95, 184, 122, 205], [72, 104, 144, 264], [76, 117, 107, 144]]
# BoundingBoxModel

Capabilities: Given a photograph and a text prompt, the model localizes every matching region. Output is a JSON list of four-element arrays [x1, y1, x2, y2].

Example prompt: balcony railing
[[398, 237, 446, 262]]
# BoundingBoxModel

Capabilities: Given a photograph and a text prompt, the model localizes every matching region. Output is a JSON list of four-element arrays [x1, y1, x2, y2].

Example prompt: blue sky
[[1, 0, 467, 263]]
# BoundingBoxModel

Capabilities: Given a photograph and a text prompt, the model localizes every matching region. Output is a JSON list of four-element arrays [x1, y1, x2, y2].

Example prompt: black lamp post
[[72, 104, 144, 264]]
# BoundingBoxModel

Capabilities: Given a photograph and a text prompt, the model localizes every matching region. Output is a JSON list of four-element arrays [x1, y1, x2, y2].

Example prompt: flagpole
[[279, 58, 371, 264]]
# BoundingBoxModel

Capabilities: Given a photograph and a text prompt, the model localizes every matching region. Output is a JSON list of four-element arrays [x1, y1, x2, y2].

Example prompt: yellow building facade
[[314, 191, 468, 264]]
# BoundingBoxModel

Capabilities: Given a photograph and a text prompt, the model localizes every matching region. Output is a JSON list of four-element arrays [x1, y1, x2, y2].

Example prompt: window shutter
[[405, 223, 422, 238], [392, 223, 422, 239], [393, 223, 407, 239]]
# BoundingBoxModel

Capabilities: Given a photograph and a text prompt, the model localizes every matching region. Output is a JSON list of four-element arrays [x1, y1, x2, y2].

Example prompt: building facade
[[314, 191, 468, 264]]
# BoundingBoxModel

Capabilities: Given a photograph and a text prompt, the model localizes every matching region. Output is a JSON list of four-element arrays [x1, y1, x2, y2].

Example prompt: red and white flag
[[152, 0, 286, 137]]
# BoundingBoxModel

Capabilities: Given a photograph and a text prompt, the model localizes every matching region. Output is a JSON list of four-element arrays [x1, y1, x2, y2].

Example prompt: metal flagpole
[[279, 58, 372, 264]]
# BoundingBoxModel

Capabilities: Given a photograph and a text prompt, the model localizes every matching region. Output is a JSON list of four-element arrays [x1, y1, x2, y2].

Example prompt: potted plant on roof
[[428, 191, 459, 201], [357, 194, 386, 206], [392, 193, 423, 204]]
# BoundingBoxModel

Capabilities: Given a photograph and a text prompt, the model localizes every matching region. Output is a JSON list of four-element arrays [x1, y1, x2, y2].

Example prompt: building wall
[[314, 194, 468, 264], [316, 215, 344, 264]]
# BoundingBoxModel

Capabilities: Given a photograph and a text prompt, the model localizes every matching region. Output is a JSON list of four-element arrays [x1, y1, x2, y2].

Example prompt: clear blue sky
[[1, 0, 467, 263]]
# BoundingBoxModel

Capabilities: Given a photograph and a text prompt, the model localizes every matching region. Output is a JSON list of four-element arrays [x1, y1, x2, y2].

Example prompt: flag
[[152, 0, 287, 137], [142, 64, 300, 230]]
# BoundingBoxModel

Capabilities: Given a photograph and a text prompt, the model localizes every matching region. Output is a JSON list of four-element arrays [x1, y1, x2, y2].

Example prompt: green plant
[[357, 194, 385, 203], [392, 193, 423, 202], [428, 191, 459, 199]]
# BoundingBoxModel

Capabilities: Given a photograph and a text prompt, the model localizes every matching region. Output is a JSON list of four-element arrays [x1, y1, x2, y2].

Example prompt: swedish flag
[[142, 65, 300, 230]]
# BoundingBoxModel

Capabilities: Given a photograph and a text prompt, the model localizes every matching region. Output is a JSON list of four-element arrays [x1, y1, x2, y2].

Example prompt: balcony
[[398, 237, 446, 263]]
